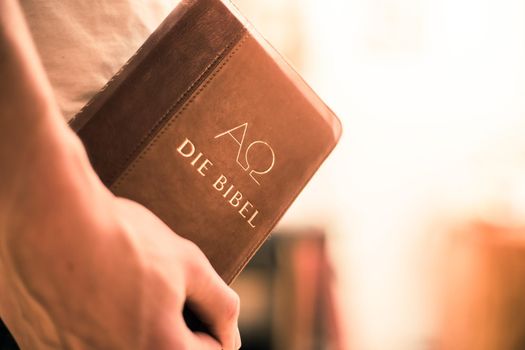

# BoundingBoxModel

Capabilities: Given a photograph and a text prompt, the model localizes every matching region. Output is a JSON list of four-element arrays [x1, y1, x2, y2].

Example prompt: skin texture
[[0, 0, 241, 349]]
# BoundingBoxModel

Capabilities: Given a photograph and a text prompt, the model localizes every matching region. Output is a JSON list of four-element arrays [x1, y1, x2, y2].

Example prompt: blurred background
[[230, 0, 525, 349], [10, 0, 525, 349]]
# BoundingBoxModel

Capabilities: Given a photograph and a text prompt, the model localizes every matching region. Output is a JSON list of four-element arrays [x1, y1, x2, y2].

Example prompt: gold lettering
[[177, 138, 195, 157], [238, 201, 253, 218], [229, 191, 243, 207], [213, 175, 228, 191], [211, 172, 259, 229], [197, 159, 213, 177], [223, 184, 234, 198], [190, 152, 203, 166], [246, 141, 275, 185], [247, 210, 259, 228], [214, 123, 249, 170], [214, 123, 276, 185]]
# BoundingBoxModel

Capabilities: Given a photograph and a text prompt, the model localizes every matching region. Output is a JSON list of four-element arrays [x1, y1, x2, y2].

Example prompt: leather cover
[[70, 0, 341, 284]]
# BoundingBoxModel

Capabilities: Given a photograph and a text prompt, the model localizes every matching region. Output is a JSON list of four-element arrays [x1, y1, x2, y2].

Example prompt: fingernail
[[235, 327, 242, 349]]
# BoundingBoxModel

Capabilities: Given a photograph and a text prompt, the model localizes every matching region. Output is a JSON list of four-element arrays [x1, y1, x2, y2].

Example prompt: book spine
[[68, 0, 195, 132], [70, 0, 246, 187]]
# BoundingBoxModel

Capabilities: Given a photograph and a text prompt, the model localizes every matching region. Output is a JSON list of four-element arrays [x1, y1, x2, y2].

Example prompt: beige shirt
[[21, 0, 180, 122]]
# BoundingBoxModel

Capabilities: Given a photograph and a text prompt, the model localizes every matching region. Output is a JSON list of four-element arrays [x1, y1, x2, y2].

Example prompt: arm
[[0, 1, 241, 349]]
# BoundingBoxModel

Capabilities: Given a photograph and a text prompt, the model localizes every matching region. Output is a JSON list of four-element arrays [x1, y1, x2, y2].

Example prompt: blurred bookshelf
[[232, 229, 344, 350]]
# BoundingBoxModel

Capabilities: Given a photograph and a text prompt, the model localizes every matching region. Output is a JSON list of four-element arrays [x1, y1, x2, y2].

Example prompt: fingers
[[182, 241, 241, 350], [113, 201, 242, 349], [186, 332, 223, 350], [160, 313, 223, 350]]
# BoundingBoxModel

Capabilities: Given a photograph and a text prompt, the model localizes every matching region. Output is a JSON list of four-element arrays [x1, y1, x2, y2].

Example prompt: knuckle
[[223, 289, 241, 322], [181, 240, 208, 271], [181, 240, 209, 276], [181, 239, 203, 258]]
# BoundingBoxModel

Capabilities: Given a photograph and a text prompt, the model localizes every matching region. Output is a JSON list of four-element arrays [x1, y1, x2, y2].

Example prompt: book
[[70, 0, 341, 285]]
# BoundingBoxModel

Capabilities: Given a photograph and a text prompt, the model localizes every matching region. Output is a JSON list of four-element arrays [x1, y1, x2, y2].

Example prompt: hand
[[0, 116, 241, 350], [2, 183, 241, 350], [112, 197, 242, 350], [0, 0, 241, 348], [2, 191, 242, 350]]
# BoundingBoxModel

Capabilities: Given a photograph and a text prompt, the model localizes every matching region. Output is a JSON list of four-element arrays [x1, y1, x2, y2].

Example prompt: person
[[0, 0, 241, 349]]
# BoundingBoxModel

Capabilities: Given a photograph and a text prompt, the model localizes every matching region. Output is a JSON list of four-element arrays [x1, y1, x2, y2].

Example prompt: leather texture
[[72, 0, 342, 284], [71, 0, 245, 186]]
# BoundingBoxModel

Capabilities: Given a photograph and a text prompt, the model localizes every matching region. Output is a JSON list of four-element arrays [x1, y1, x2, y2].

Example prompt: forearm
[[0, 0, 112, 237], [0, 0, 70, 206], [0, 0, 61, 149], [0, 0, 115, 328], [0, 0, 54, 109], [0, 0, 112, 330], [0, 2, 241, 348]]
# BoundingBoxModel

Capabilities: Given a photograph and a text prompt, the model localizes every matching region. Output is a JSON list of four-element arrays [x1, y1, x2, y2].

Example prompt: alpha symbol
[[215, 122, 275, 185]]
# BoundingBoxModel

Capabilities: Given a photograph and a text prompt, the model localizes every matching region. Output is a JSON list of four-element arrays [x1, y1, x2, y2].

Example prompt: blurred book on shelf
[[232, 229, 345, 350], [439, 222, 525, 350]]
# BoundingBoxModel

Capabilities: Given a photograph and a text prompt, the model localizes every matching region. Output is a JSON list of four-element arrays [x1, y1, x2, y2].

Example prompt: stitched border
[[105, 30, 246, 186], [111, 32, 249, 191]]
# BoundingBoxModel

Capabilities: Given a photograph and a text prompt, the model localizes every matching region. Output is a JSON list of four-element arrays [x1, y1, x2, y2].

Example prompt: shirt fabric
[[21, 0, 180, 122]]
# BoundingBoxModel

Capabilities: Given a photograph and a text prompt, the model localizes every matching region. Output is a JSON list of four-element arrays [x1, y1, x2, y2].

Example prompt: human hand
[[0, 135, 241, 350], [112, 197, 242, 350], [0, 0, 241, 348]]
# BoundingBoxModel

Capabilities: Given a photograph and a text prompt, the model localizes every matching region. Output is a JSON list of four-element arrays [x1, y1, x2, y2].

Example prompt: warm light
[[234, 0, 525, 348]]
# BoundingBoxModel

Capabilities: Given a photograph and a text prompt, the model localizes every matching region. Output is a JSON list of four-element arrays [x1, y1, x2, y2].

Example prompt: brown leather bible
[[70, 0, 341, 285]]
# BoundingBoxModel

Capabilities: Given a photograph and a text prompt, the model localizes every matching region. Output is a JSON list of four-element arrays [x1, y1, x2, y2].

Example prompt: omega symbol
[[215, 122, 275, 185]]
